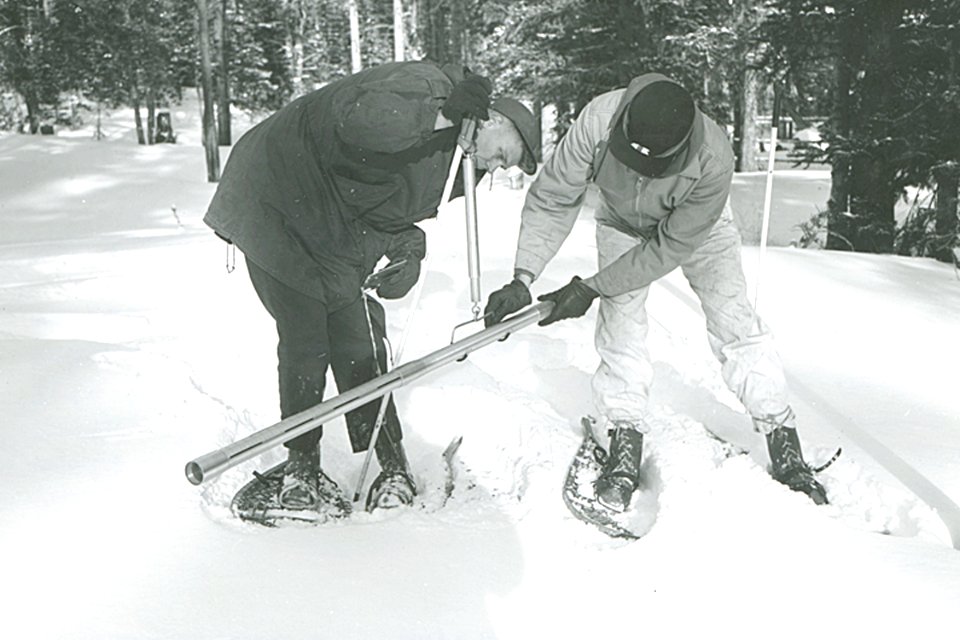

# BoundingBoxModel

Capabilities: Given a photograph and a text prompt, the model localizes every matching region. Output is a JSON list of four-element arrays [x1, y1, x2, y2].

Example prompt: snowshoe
[[562, 417, 643, 539], [232, 461, 352, 526]]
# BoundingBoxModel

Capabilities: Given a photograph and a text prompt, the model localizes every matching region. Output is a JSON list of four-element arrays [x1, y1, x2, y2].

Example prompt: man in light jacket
[[484, 74, 827, 512], [205, 61, 539, 514]]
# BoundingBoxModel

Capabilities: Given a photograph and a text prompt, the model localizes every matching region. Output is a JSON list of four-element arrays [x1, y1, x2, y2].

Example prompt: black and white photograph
[[2, 0, 959, 638]]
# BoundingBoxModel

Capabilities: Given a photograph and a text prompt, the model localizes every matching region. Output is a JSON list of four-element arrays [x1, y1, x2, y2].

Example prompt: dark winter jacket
[[204, 61, 464, 310]]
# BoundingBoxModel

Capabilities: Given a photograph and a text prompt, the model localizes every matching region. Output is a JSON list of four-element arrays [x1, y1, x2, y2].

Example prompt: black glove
[[375, 258, 421, 299], [483, 279, 532, 327], [371, 226, 426, 299], [537, 276, 599, 326], [441, 71, 493, 124]]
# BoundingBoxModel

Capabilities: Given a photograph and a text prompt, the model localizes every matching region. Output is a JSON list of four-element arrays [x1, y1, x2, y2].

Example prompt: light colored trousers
[[592, 203, 790, 434]]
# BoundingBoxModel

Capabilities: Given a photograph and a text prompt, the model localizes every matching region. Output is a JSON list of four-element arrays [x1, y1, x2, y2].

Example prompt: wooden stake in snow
[[754, 88, 781, 316]]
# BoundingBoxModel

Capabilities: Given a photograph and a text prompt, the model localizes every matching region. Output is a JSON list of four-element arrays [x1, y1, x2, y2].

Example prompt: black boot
[[594, 425, 643, 513], [279, 445, 320, 509], [764, 423, 829, 505], [366, 435, 417, 511]]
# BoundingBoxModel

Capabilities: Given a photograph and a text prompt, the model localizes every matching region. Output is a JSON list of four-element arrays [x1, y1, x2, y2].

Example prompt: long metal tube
[[456, 118, 482, 319], [462, 153, 482, 318], [184, 301, 554, 485]]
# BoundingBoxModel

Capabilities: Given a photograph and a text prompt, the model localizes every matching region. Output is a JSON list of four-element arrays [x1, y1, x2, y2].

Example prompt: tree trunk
[[347, 0, 361, 72], [846, 2, 900, 253], [95, 102, 104, 140], [146, 90, 156, 145], [197, 0, 221, 182], [215, 0, 232, 145], [534, 98, 543, 158], [449, 0, 465, 65], [286, 0, 305, 96], [408, 0, 420, 58], [782, 82, 812, 131], [23, 90, 40, 134], [933, 162, 960, 263], [935, 12, 960, 263], [828, 2, 904, 254], [826, 151, 853, 250], [131, 81, 146, 145], [420, 0, 450, 64], [7, 4, 42, 135], [394, 0, 405, 61], [826, 10, 857, 251], [849, 155, 896, 253], [739, 67, 760, 172]]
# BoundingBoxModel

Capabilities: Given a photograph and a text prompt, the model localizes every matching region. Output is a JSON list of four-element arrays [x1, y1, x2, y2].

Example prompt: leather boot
[[758, 408, 829, 505], [366, 435, 417, 511], [279, 445, 320, 509], [594, 424, 643, 512]]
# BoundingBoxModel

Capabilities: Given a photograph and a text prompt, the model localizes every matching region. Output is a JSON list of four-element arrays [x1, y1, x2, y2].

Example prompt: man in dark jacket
[[204, 61, 539, 513]]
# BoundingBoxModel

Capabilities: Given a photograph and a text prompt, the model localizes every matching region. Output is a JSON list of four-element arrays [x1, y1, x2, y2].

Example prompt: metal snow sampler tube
[[462, 149, 482, 318], [184, 301, 554, 486]]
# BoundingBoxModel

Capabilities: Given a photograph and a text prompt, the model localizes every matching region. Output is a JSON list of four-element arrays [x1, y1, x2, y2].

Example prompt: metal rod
[[351, 263, 426, 501], [463, 153, 482, 319], [185, 301, 554, 486], [351, 293, 394, 503], [353, 118, 478, 499], [456, 118, 482, 319]]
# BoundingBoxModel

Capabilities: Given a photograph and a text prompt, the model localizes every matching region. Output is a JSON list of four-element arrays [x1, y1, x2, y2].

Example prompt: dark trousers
[[246, 258, 402, 454]]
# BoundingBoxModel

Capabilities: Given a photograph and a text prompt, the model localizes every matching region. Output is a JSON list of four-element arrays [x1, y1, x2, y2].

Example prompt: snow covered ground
[[2, 100, 959, 640]]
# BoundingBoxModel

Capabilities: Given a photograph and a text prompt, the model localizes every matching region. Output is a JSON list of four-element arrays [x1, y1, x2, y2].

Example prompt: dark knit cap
[[609, 80, 696, 177]]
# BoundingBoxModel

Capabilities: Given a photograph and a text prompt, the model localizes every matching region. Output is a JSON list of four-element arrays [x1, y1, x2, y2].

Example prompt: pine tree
[[767, 0, 960, 255]]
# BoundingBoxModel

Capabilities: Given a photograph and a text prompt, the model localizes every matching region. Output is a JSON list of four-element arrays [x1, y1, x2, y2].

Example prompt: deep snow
[[2, 99, 959, 640]]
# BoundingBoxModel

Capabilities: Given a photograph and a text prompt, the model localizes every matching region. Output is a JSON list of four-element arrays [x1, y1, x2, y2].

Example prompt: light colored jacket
[[514, 73, 735, 296]]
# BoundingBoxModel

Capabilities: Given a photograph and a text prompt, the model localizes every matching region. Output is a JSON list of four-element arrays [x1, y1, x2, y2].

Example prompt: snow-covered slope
[[2, 101, 959, 640]]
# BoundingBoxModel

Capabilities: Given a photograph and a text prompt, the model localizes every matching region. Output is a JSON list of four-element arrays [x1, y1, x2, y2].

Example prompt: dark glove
[[441, 71, 493, 124], [483, 279, 532, 327], [371, 226, 426, 299], [537, 276, 599, 326], [375, 258, 421, 299]]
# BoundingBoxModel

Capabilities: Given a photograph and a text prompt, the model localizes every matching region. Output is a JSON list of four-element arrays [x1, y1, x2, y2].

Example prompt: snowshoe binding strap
[[252, 469, 277, 486], [277, 449, 322, 510], [594, 475, 636, 513], [278, 474, 321, 510], [811, 447, 842, 473], [316, 470, 353, 517]]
